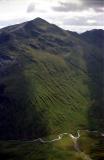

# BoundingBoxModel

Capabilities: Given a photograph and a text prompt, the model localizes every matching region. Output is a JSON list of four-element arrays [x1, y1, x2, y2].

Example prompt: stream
[[8, 130, 104, 160]]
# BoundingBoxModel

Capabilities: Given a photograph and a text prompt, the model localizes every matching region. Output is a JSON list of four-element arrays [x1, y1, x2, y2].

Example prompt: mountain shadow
[[81, 30, 104, 132], [0, 58, 49, 140], [81, 30, 104, 160]]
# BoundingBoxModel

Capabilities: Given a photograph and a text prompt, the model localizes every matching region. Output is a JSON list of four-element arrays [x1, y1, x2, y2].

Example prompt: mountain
[[0, 18, 104, 141], [81, 29, 104, 48]]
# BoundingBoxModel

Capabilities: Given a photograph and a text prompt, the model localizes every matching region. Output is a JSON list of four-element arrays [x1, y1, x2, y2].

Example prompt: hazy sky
[[0, 0, 104, 32]]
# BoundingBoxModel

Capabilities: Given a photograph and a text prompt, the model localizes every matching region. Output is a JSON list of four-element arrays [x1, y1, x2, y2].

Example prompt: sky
[[0, 0, 104, 33]]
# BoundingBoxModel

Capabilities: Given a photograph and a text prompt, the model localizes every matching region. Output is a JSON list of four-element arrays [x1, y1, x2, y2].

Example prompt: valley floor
[[0, 130, 104, 160]]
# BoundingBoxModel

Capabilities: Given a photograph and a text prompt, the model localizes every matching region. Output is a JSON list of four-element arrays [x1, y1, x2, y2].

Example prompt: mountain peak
[[27, 17, 49, 26], [34, 17, 49, 23]]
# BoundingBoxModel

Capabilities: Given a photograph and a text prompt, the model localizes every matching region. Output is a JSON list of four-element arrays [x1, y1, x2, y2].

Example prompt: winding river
[[27, 129, 103, 160], [8, 130, 104, 160], [26, 129, 104, 144]]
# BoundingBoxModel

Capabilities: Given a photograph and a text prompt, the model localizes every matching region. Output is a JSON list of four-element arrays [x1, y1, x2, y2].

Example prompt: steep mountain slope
[[0, 18, 103, 141], [81, 29, 104, 48], [81, 29, 104, 131]]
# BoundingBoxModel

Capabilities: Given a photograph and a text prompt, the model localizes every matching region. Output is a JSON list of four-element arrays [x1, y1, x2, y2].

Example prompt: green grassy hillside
[[0, 47, 91, 139]]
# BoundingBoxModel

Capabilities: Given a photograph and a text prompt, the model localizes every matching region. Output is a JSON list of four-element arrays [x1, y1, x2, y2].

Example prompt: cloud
[[52, 0, 104, 12], [62, 13, 104, 27], [83, 0, 103, 7], [83, 0, 104, 11], [63, 17, 97, 26], [0, 17, 28, 27], [87, 19, 97, 24], [52, 2, 84, 12], [27, 2, 35, 13]]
